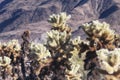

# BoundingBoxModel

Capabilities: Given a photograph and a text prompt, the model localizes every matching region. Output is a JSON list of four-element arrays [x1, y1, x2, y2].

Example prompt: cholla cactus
[[0, 39, 20, 51], [0, 40, 21, 80], [7, 39, 21, 51], [70, 36, 89, 59], [0, 40, 21, 61], [29, 42, 51, 61], [7, 39, 21, 59], [70, 37, 83, 56], [82, 21, 112, 80], [71, 36, 81, 46], [28, 42, 51, 75], [82, 20, 116, 50], [95, 48, 120, 80], [63, 36, 87, 80], [82, 21, 114, 41], [66, 53, 84, 80], [0, 56, 12, 79], [47, 30, 70, 48], [96, 48, 120, 74], [48, 12, 71, 32], [0, 56, 11, 67], [82, 20, 110, 37], [1, 12, 120, 80]]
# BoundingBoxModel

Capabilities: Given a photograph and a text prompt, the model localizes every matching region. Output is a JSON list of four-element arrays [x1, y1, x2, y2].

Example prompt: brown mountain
[[0, 0, 120, 41]]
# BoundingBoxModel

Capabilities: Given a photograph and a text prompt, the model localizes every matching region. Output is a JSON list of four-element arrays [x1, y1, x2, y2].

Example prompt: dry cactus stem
[[21, 30, 30, 55], [20, 30, 30, 79], [39, 58, 70, 80]]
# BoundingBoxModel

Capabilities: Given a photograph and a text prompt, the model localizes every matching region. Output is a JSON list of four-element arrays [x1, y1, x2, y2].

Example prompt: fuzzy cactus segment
[[0, 56, 11, 67], [7, 39, 21, 51], [47, 30, 70, 48], [48, 12, 71, 27], [0, 39, 21, 59], [0, 39, 21, 51], [71, 36, 81, 46], [82, 20, 115, 40], [96, 48, 120, 74], [48, 12, 71, 32], [66, 51, 83, 80], [29, 42, 51, 61]]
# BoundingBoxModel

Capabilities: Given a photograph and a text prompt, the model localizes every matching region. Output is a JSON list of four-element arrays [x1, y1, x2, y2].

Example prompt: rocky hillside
[[0, 0, 120, 41]]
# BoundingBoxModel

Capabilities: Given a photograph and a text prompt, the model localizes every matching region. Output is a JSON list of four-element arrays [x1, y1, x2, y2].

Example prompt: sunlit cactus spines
[[29, 42, 51, 61], [71, 36, 82, 46], [96, 48, 120, 74], [82, 20, 115, 41], [27, 42, 52, 76], [82, 20, 117, 51], [0, 56, 11, 67], [0, 40, 21, 61], [95, 48, 120, 80], [66, 52, 84, 80], [48, 12, 71, 32], [70, 36, 84, 56], [48, 12, 71, 27], [0, 56, 12, 79], [7, 39, 21, 50], [47, 30, 71, 49]]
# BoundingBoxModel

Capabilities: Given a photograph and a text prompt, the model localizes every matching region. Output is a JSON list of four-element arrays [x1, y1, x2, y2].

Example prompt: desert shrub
[[0, 12, 120, 80]]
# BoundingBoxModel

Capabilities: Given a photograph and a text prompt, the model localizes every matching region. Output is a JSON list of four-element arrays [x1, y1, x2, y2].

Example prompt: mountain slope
[[0, 0, 120, 41]]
